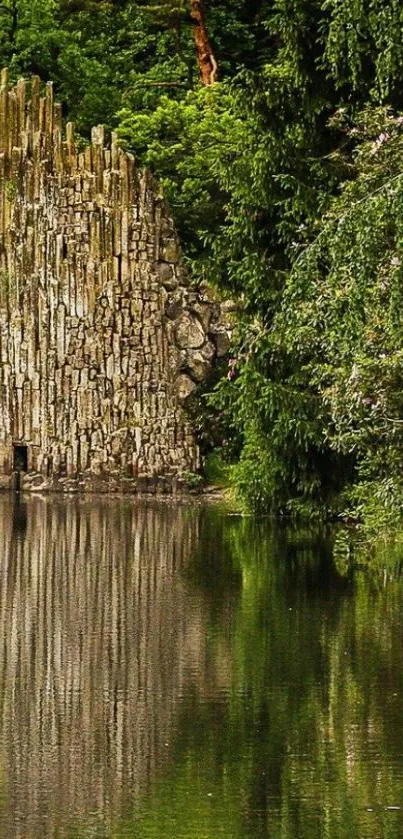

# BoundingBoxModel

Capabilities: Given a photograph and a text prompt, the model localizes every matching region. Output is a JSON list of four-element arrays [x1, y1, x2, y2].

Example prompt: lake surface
[[0, 496, 402, 838]]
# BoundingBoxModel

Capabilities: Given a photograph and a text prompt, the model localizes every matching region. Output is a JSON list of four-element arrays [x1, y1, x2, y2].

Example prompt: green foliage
[[222, 103, 403, 522], [321, 0, 403, 101], [267, 107, 403, 524], [182, 469, 204, 491], [118, 86, 230, 269], [0, 0, 197, 131], [202, 449, 230, 486]]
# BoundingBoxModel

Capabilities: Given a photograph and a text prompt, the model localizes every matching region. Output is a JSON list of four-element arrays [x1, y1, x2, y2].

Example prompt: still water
[[0, 496, 401, 838]]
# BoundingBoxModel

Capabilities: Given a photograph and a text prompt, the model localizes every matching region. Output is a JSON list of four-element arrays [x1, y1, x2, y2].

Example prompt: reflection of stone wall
[[0, 71, 229, 491], [0, 497, 219, 839]]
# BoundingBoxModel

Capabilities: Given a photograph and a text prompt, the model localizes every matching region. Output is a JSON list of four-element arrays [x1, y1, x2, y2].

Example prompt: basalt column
[[0, 71, 228, 492]]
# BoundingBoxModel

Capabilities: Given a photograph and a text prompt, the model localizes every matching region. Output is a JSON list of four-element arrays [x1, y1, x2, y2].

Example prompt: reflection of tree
[[0, 497, 233, 839], [130, 520, 403, 839]]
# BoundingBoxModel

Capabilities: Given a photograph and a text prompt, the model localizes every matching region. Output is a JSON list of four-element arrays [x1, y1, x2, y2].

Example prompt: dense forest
[[2, 0, 403, 528]]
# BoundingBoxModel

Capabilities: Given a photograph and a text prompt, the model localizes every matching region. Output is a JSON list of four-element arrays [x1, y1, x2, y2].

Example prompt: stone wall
[[0, 70, 229, 492]]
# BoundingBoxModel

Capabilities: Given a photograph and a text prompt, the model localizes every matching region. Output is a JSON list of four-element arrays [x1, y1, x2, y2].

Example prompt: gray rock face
[[156, 262, 178, 291], [175, 314, 206, 350], [190, 302, 219, 331], [0, 71, 232, 492], [175, 375, 198, 403], [184, 352, 213, 383], [165, 293, 183, 321], [210, 329, 231, 358]]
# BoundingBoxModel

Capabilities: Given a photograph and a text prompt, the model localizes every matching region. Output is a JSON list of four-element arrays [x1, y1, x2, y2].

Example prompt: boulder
[[209, 329, 230, 358], [200, 339, 216, 361], [174, 313, 205, 349], [190, 301, 219, 331], [175, 374, 197, 402], [156, 262, 178, 291], [185, 351, 213, 383]]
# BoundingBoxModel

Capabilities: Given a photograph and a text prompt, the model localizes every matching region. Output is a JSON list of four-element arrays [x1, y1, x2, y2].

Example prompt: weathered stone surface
[[200, 339, 216, 362], [175, 375, 197, 402], [0, 74, 231, 492], [190, 302, 218, 332], [156, 262, 178, 291], [185, 352, 213, 383], [210, 329, 231, 358], [163, 240, 180, 263], [165, 293, 183, 321], [174, 314, 205, 350]]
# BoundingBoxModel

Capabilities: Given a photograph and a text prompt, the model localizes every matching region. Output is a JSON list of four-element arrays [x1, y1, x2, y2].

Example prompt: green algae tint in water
[[0, 499, 402, 838]]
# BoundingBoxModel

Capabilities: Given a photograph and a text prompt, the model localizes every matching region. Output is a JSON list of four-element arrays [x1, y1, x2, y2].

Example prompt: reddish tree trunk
[[190, 0, 217, 85]]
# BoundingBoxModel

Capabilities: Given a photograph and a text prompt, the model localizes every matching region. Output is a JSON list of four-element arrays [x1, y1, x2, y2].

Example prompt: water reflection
[[142, 521, 403, 839], [0, 500, 401, 838], [0, 498, 237, 838]]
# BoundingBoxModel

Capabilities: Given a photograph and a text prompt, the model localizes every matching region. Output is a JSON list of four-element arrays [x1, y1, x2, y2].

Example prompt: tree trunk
[[189, 0, 217, 85]]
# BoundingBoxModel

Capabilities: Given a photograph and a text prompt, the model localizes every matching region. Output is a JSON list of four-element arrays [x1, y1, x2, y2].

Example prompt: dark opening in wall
[[13, 444, 28, 472]]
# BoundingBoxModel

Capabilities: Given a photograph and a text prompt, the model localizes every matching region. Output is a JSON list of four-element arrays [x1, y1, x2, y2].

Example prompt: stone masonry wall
[[0, 71, 229, 492]]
